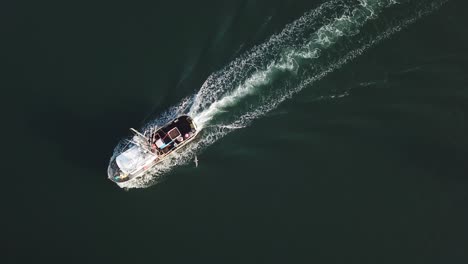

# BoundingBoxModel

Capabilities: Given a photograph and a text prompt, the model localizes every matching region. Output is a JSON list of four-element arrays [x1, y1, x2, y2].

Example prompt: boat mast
[[129, 128, 158, 156], [130, 128, 149, 141]]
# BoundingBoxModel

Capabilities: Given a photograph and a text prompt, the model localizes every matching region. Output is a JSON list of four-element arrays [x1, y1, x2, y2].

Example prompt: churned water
[[112, 0, 450, 189], [5, 0, 468, 263]]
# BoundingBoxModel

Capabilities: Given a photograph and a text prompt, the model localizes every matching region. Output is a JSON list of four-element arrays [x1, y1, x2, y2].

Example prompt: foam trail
[[191, 0, 397, 128], [113, 0, 449, 189], [225, 0, 449, 130]]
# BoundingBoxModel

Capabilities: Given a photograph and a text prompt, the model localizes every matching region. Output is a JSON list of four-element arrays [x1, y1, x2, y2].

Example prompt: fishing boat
[[107, 115, 199, 183]]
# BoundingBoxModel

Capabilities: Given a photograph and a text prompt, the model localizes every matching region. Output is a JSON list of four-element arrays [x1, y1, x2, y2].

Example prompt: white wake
[[112, 0, 448, 189]]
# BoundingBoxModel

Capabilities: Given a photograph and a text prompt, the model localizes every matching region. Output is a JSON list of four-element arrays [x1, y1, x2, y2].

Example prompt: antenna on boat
[[130, 128, 149, 141], [153, 127, 157, 141], [128, 128, 160, 157]]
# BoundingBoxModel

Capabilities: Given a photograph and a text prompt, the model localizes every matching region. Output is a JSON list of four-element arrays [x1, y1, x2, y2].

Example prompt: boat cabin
[[108, 115, 197, 183]]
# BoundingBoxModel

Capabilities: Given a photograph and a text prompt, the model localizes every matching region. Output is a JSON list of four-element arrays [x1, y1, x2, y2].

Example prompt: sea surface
[[4, 0, 468, 263]]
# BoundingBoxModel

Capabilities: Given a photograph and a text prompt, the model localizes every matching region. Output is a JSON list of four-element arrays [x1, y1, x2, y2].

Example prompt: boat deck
[[108, 115, 198, 183]]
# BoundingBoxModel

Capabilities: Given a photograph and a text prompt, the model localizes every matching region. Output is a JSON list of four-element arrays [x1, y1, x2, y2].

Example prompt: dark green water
[[4, 0, 468, 263]]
